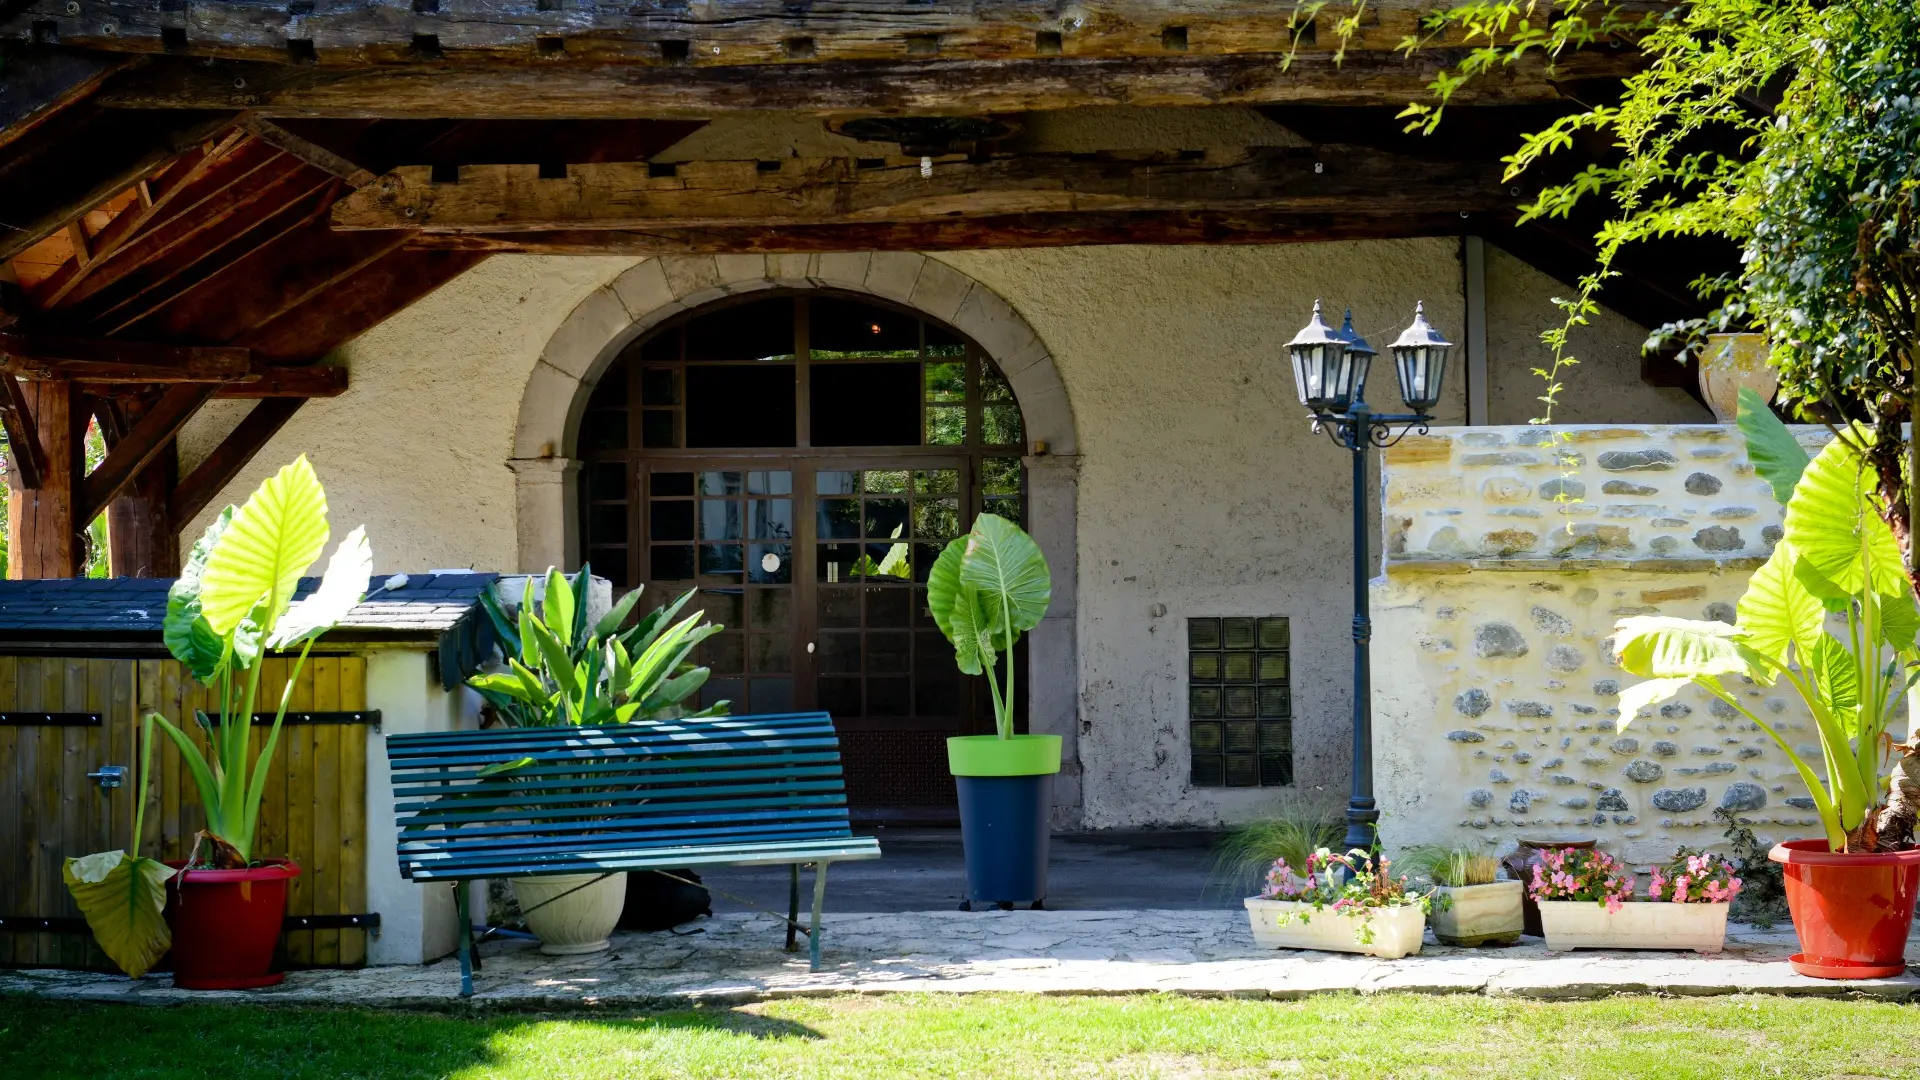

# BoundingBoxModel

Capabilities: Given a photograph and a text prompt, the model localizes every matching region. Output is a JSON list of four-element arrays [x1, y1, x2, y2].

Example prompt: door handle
[[87, 765, 128, 791], [806, 642, 815, 654]]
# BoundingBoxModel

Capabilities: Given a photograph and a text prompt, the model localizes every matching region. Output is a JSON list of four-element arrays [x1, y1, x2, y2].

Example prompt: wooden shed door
[[0, 655, 370, 971], [0, 658, 137, 969]]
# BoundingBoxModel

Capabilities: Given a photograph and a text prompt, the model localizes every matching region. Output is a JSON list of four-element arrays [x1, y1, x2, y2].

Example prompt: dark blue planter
[[955, 773, 1053, 905]]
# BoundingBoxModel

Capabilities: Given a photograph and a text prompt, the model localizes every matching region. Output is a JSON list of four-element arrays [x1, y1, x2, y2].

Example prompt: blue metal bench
[[386, 711, 881, 995]]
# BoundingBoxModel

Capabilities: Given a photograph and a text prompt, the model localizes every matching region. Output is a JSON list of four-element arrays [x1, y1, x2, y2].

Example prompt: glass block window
[[1188, 617, 1291, 787]]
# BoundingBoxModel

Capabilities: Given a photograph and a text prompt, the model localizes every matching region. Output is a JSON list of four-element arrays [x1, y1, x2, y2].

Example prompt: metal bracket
[[207, 710, 381, 729], [1, 913, 381, 933], [0, 712, 101, 726]]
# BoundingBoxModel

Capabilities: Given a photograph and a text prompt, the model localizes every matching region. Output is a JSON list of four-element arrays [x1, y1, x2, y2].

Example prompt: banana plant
[[1612, 393, 1919, 852], [466, 567, 728, 728], [64, 456, 371, 976], [927, 513, 1051, 740]]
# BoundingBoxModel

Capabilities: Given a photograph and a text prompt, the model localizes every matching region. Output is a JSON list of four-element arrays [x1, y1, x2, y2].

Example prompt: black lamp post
[[1286, 300, 1453, 856]]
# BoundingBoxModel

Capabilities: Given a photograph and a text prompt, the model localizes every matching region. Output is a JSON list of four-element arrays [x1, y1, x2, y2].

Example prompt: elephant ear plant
[[927, 513, 1051, 740], [63, 456, 372, 977], [467, 566, 728, 728], [1613, 390, 1920, 852]]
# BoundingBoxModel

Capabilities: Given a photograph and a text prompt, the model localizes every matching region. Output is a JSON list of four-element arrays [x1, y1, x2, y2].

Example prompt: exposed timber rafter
[[95, 48, 1644, 120], [335, 147, 1520, 233], [168, 398, 304, 529], [0, 47, 128, 150], [0, 374, 50, 490]]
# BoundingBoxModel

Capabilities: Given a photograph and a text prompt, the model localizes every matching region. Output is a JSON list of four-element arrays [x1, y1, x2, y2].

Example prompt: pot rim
[[1535, 898, 1731, 909], [165, 857, 301, 884], [1769, 838, 1920, 867]]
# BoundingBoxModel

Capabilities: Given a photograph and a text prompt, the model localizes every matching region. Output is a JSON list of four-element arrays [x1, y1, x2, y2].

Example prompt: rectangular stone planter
[[1243, 897, 1426, 959], [1430, 880, 1523, 947], [1537, 900, 1729, 954]]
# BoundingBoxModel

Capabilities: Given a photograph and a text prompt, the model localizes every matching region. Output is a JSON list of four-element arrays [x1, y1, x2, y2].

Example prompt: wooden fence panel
[[0, 658, 137, 970]]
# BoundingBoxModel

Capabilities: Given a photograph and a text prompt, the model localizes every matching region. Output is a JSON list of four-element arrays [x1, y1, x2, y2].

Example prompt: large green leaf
[[268, 526, 371, 649], [925, 536, 969, 647], [958, 513, 1051, 638], [1807, 633, 1860, 712], [164, 507, 234, 684], [1612, 616, 1763, 680], [543, 567, 575, 649], [1879, 588, 1920, 652], [1616, 677, 1694, 732], [949, 582, 996, 676], [1738, 542, 1824, 666], [1736, 385, 1810, 505], [1785, 436, 1908, 599], [63, 850, 174, 979], [198, 456, 332, 637]]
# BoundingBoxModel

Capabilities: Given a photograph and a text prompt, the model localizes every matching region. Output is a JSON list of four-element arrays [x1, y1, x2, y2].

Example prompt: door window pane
[[650, 500, 694, 541], [812, 363, 919, 446], [811, 297, 919, 355], [685, 296, 795, 362], [650, 472, 694, 497], [686, 365, 795, 447]]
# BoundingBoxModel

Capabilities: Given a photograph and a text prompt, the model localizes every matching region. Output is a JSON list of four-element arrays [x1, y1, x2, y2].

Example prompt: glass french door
[[635, 456, 1011, 815]]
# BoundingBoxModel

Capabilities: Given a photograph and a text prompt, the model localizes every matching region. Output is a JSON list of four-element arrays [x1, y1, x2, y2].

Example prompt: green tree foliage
[[1310, 0, 1920, 583]]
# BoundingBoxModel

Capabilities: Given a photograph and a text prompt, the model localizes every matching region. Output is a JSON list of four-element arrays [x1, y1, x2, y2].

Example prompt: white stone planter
[[1537, 900, 1729, 954], [1243, 897, 1426, 959], [511, 873, 628, 955], [1429, 880, 1524, 947]]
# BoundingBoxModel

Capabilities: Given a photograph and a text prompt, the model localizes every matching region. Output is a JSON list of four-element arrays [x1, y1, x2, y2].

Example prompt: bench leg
[[455, 883, 475, 998], [786, 864, 801, 952], [809, 861, 830, 972]]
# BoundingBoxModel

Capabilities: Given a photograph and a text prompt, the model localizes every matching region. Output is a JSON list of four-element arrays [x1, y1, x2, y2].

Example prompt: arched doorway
[[576, 289, 1027, 819]]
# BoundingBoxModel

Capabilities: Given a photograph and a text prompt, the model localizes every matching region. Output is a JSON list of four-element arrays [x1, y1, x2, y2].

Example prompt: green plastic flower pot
[[948, 735, 1061, 906]]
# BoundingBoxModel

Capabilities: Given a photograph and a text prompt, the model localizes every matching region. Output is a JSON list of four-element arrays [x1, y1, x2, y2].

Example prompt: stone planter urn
[[1537, 900, 1729, 954], [1243, 897, 1426, 959], [1429, 880, 1524, 947], [511, 872, 628, 955], [1698, 332, 1778, 422]]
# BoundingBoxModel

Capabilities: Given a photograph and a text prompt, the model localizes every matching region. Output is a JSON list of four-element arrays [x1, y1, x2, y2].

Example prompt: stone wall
[[1372, 424, 1831, 866]]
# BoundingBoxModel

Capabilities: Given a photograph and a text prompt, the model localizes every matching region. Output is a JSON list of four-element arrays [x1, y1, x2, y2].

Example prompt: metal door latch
[[86, 765, 128, 790]]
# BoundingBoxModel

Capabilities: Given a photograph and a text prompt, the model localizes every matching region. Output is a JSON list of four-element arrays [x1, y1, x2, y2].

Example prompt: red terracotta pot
[[1769, 840, 1920, 979], [164, 859, 300, 990]]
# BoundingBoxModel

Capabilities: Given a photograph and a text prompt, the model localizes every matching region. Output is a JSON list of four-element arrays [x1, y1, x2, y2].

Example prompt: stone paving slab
[[4, 910, 1916, 1009]]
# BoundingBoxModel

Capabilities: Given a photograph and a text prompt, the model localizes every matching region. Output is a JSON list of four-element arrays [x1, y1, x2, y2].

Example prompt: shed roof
[[0, 571, 498, 642]]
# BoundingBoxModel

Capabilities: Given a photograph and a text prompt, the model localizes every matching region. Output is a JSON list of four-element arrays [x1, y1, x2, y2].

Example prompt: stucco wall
[[176, 255, 637, 571], [1373, 425, 1829, 867], [1482, 245, 1712, 427], [172, 233, 1716, 830]]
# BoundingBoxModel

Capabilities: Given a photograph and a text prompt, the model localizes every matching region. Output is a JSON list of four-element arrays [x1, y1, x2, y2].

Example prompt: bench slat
[[394, 777, 850, 813], [405, 838, 882, 880], [390, 749, 849, 787], [387, 737, 845, 771], [398, 820, 853, 860], [390, 760, 849, 798]]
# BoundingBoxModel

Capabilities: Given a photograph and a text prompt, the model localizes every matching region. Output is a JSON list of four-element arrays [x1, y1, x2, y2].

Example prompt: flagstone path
[[5, 910, 1916, 1008]]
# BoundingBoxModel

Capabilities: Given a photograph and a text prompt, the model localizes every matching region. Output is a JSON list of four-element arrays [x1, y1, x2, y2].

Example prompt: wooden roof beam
[[7, 1, 1665, 68], [96, 48, 1642, 119], [0, 47, 128, 151], [0, 373, 50, 490], [334, 147, 1519, 233], [0, 332, 252, 381], [402, 209, 1495, 255]]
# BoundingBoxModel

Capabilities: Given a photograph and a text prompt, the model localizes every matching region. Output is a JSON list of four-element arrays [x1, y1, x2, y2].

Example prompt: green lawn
[[1, 992, 1912, 1079]]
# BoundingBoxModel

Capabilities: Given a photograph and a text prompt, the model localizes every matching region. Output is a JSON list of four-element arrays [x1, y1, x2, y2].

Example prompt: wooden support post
[[6, 380, 82, 578], [101, 397, 181, 577]]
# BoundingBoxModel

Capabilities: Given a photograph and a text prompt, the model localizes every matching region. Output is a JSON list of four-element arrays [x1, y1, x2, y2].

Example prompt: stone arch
[[512, 252, 1083, 824]]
